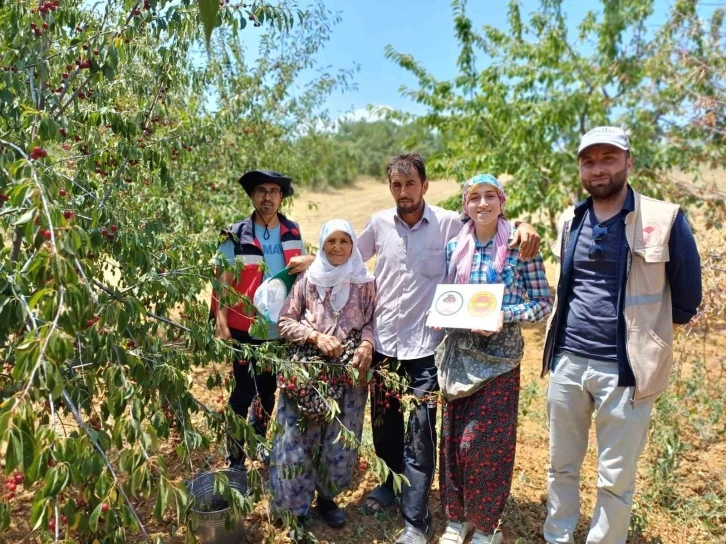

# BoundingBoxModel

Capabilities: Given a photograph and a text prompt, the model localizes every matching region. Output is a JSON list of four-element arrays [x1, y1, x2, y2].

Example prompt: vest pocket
[[633, 244, 669, 262], [631, 244, 668, 299], [628, 325, 672, 399]]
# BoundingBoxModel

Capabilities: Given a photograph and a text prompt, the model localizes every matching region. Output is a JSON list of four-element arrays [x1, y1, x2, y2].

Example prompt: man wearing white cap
[[541, 127, 702, 543]]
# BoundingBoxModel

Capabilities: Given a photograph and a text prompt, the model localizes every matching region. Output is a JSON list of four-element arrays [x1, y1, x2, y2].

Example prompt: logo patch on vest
[[637, 222, 662, 246]]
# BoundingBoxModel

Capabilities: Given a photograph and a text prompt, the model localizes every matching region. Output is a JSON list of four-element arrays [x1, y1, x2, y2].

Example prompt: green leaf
[[42, 464, 70, 497], [28, 288, 53, 310], [88, 502, 103, 532], [30, 497, 51, 530], [12, 208, 36, 226], [198, 0, 219, 48], [0, 403, 14, 439], [153, 478, 169, 520]]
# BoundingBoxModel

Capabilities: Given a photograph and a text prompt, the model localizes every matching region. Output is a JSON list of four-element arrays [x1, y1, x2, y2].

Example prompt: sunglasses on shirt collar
[[588, 224, 609, 261]]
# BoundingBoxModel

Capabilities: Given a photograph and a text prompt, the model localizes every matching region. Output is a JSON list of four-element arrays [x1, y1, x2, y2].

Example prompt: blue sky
[[315, 0, 594, 118], [235, 0, 718, 120]]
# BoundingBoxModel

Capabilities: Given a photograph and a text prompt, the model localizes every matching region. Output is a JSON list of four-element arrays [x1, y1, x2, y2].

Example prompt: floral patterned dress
[[269, 274, 376, 515]]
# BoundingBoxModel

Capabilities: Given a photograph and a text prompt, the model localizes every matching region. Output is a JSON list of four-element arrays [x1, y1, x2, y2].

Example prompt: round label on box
[[435, 291, 464, 316], [468, 291, 498, 317]]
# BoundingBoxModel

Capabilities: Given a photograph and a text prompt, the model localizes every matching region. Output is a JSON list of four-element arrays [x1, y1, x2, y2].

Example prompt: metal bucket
[[187, 469, 248, 544]]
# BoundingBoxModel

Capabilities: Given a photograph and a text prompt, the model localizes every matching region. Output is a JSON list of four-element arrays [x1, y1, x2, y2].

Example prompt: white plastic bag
[[253, 277, 288, 324]]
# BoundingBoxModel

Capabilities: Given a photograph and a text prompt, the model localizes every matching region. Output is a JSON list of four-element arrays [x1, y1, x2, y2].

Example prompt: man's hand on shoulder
[[509, 222, 541, 260], [288, 254, 315, 275]]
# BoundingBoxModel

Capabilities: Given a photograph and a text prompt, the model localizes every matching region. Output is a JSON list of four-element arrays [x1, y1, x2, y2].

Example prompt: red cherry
[[48, 519, 55, 531], [101, 228, 108, 237], [101, 503, 109, 512], [62, 72, 68, 79], [0, 194, 8, 202], [82, 44, 88, 51], [43, 23, 49, 29], [61, 515, 67, 524], [59, 189, 67, 197], [6, 483, 16, 492], [30, 146, 47, 159], [13, 473, 23, 484], [63, 210, 73, 219], [42, 230, 52, 240], [66, 64, 73, 71], [110, 225, 118, 232]]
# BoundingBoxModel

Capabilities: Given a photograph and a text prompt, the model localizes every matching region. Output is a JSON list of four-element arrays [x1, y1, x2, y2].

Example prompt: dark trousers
[[228, 328, 278, 463], [370, 351, 439, 534]]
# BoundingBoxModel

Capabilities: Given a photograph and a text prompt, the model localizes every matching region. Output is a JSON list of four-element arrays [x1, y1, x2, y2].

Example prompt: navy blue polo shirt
[[556, 206, 627, 362]]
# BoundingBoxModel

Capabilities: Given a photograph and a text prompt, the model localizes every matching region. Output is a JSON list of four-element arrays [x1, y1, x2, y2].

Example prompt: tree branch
[[61, 390, 148, 539]]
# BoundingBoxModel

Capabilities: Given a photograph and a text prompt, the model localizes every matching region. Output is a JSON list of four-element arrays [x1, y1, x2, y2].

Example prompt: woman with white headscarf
[[271, 219, 376, 530]]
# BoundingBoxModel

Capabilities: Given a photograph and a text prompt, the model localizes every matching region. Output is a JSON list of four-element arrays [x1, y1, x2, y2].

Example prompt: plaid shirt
[[446, 229, 553, 324]]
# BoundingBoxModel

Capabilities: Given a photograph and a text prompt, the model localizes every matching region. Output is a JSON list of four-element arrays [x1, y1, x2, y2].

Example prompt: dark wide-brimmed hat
[[238, 170, 294, 198]]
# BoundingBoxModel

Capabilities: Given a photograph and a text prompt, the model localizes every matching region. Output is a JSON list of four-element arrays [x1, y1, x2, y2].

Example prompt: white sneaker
[[438, 521, 474, 544], [470, 530, 503, 544]]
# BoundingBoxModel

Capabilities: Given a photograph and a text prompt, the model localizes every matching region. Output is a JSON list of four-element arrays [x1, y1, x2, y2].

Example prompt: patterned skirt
[[439, 365, 520, 533]]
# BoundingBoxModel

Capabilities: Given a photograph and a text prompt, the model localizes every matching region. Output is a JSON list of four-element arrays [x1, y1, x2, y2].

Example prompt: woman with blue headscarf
[[270, 219, 376, 530], [435, 175, 552, 544]]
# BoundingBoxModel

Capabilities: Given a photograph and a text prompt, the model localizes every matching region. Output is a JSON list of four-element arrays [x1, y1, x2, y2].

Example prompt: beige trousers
[[544, 352, 654, 544]]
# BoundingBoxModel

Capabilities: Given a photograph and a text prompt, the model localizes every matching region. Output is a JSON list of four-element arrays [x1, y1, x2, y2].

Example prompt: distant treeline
[[293, 118, 443, 188]]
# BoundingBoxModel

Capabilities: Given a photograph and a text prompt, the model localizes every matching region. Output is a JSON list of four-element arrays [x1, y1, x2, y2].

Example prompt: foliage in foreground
[[0, 1, 403, 543]]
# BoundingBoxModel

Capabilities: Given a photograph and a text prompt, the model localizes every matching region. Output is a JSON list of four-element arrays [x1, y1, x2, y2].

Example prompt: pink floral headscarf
[[448, 174, 510, 284]]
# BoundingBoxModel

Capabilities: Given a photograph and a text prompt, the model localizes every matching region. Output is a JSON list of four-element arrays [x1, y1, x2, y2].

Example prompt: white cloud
[[303, 105, 397, 136], [337, 105, 394, 124]]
